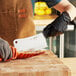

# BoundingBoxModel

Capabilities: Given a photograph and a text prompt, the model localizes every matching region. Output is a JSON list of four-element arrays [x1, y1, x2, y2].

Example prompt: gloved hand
[[0, 38, 12, 61], [43, 12, 71, 38], [0, 46, 45, 62]]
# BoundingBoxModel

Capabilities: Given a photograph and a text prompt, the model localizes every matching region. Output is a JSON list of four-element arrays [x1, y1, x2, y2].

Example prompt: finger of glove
[[0, 46, 5, 59], [3, 42, 12, 61], [43, 25, 53, 38], [43, 25, 58, 37], [7, 49, 12, 60]]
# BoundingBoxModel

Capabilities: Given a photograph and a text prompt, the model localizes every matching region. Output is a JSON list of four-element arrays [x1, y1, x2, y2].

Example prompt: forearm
[[53, 0, 76, 20]]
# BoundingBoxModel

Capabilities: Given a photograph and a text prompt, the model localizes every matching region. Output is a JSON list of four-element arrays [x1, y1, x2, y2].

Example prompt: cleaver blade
[[13, 33, 48, 52]]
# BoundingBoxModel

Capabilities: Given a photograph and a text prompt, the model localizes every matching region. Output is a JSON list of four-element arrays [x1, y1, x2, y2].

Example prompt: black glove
[[43, 12, 71, 38], [0, 38, 12, 61]]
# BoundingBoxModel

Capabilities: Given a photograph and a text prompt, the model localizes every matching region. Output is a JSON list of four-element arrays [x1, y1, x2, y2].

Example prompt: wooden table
[[61, 58, 76, 76], [0, 51, 71, 76]]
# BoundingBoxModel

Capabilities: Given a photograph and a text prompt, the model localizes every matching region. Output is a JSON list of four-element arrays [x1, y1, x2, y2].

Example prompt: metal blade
[[13, 33, 47, 52]]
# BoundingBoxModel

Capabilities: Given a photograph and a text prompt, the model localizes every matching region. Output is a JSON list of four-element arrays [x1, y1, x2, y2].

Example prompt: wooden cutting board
[[61, 58, 76, 76], [0, 51, 71, 76]]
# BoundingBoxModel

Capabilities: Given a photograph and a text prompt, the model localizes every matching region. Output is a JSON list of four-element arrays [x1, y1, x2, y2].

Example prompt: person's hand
[[43, 12, 71, 38], [0, 38, 12, 61]]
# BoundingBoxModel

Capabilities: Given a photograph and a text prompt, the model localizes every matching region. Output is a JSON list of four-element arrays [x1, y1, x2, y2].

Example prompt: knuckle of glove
[[55, 12, 71, 32]]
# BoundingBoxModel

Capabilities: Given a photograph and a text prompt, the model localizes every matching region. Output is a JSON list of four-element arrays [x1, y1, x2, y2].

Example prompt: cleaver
[[13, 24, 74, 52], [13, 33, 48, 52]]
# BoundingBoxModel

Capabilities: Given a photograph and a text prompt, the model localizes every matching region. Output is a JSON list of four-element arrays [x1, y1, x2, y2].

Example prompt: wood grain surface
[[0, 51, 71, 76], [61, 58, 76, 76]]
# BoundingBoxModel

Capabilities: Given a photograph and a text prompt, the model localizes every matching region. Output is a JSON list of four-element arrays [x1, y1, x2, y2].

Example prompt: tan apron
[[0, 0, 36, 45]]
